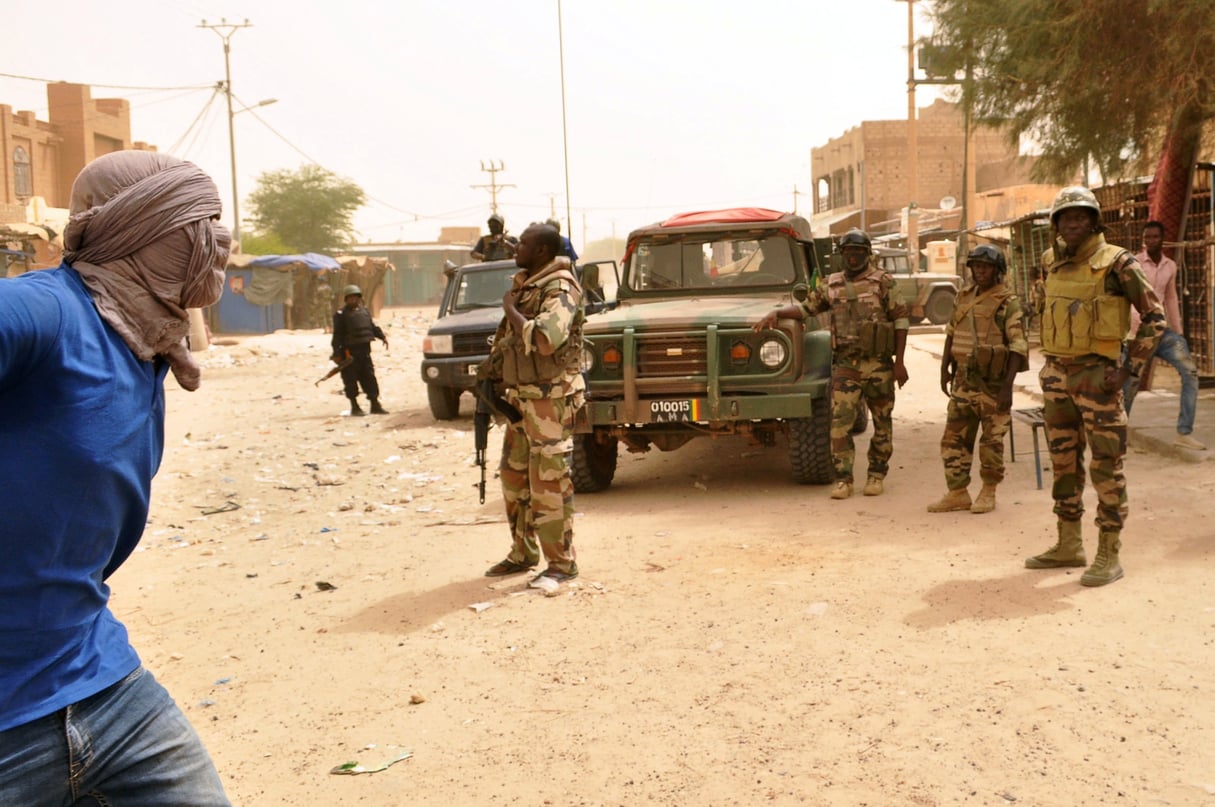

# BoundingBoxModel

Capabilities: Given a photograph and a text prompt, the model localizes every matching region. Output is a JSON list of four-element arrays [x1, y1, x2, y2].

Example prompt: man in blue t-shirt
[[0, 152, 232, 805]]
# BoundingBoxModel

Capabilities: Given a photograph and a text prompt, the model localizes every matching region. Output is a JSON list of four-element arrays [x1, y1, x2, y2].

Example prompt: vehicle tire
[[427, 384, 461, 420], [925, 289, 956, 325], [788, 396, 832, 485], [851, 403, 869, 434], [572, 432, 618, 492]]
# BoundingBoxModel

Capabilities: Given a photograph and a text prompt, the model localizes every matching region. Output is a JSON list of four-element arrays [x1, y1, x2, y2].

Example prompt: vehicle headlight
[[424, 334, 453, 354], [580, 345, 596, 373], [758, 338, 787, 368]]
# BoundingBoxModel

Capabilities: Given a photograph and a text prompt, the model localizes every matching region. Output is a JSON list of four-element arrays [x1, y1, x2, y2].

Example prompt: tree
[[927, 0, 1215, 240], [245, 165, 366, 254]]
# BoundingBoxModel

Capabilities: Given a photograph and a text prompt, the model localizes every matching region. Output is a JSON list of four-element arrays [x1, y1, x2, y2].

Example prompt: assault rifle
[[315, 350, 353, 386], [473, 379, 522, 504]]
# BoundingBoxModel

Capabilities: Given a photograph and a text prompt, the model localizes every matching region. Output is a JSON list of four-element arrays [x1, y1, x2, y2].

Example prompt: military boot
[[862, 475, 884, 496], [1080, 530, 1123, 587], [970, 484, 997, 514], [927, 488, 971, 513], [1025, 520, 1086, 569], [370, 399, 388, 415], [830, 480, 853, 500], [349, 399, 365, 416]]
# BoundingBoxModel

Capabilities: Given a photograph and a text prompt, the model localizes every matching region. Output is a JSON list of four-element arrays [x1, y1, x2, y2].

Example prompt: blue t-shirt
[[0, 266, 166, 731]]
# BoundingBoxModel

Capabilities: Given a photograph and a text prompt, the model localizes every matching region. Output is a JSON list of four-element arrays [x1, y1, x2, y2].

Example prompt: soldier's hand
[[939, 362, 953, 396], [381, 337, 389, 351], [997, 385, 1014, 413], [894, 360, 909, 389], [753, 311, 778, 332], [1103, 364, 1131, 394]]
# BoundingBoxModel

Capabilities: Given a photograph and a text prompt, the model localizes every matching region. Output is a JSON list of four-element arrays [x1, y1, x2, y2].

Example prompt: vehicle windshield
[[451, 266, 516, 311], [626, 234, 797, 292]]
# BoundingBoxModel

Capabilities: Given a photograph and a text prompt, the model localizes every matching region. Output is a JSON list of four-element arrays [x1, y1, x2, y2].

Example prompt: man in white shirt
[[1123, 220, 1205, 450]]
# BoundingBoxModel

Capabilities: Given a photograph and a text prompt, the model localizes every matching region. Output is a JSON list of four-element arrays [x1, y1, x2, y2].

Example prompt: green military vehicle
[[572, 208, 836, 492], [872, 245, 960, 325]]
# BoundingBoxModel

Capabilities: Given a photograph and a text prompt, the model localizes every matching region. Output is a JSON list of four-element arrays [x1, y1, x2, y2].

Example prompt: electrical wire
[[166, 87, 223, 155]]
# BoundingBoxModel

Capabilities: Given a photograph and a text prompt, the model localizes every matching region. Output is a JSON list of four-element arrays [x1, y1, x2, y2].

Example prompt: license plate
[[649, 399, 704, 423]]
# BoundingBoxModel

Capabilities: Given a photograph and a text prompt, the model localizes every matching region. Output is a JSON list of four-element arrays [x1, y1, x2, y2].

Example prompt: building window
[[13, 147, 32, 199], [847, 167, 855, 205]]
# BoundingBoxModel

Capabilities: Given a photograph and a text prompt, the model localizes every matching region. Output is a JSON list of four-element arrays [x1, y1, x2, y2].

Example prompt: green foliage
[[238, 230, 292, 256], [927, 0, 1215, 182], [245, 165, 367, 254]]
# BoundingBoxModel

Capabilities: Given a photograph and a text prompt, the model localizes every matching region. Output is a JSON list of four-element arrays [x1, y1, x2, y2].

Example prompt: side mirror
[[792, 283, 809, 303]]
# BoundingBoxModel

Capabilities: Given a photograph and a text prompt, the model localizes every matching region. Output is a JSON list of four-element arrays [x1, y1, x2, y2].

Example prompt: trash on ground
[[329, 748, 412, 775]]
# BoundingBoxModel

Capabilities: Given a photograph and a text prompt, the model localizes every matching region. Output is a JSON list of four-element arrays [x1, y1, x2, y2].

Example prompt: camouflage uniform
[[1038, 233, 1163, 531], [800, 261, 910, 483], [493, 257, 585, 574], [940, 284, 1027, 490]]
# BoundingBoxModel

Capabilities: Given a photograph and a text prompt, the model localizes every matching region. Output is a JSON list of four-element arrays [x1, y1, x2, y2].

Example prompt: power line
[[0, 70, 212, 92]]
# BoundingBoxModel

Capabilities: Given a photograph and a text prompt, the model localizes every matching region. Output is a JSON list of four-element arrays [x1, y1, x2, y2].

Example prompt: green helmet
[[342, 284, 362, 297], [838, 228, 872, 253], [965, 244, 1007, 276], [1050, 186, 1100, 224]]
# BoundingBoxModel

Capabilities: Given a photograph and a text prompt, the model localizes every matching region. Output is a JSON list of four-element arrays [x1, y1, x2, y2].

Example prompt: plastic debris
[[468, 601, 494, 613], [330, 748, 412, 775]]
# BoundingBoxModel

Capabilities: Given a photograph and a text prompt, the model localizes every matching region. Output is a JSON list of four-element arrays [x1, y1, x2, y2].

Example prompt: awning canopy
[[228, 252, 341, 272]]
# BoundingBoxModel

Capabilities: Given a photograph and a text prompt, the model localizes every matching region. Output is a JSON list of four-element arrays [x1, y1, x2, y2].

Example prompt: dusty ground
[[114, 305, 1215, 806]]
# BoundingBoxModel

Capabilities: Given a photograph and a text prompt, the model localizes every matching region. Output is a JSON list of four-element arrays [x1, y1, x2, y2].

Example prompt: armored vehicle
[[572, 208, 836, 491]]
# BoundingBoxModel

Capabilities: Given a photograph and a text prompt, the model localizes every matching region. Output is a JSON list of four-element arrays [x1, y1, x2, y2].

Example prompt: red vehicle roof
[[660, 208, 787, 227]]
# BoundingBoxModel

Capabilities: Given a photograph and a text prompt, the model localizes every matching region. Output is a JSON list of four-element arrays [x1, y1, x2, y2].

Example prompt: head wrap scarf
[[63, 151, 231, 391]]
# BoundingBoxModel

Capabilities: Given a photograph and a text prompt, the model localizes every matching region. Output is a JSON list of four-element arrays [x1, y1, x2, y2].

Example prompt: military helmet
[[1050, 186, 1100, 224], [342, 284, 362, 297], [838, 228, 872, 253], [488, 213, 505, 226], [965, 244, 1007, 275]]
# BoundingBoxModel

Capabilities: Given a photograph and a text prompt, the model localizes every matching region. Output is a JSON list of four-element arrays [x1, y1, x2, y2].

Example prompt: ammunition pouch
[[858, 320, 896, 359], [972, 345, 1009, 381]]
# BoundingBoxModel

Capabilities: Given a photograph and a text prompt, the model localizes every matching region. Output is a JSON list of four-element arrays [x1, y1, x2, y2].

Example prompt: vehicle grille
[[453, 330, 495, 356], [637, 335, 706, 377]]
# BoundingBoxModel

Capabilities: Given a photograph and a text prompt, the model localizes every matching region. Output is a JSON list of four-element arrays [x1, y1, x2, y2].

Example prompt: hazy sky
[[3, 0, 943, 248]]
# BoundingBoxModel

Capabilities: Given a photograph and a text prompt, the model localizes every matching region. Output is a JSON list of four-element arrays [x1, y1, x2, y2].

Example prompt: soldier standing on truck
[[927, 245, 1027, 515], [482, 223, 585, 588], [471, 213, 518, 262], [755, 228, 910, 499]]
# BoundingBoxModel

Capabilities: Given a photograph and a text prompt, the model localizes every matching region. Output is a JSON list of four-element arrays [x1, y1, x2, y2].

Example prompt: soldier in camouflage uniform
[[1024, 186, 1164, 587], [928, 245, 1027, 515], [483, 223, 585, 586], [757, 229, 910, 499]]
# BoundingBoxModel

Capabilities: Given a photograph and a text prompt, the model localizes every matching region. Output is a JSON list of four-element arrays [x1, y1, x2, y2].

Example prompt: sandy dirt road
[[114, 306, 1215, 806]]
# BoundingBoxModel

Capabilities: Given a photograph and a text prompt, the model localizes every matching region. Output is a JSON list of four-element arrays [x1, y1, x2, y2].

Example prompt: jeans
[[1123, 329, 1199, 435], [0, 667, 229, 807]]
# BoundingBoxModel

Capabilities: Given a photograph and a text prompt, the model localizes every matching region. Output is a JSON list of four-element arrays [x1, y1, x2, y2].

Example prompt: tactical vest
[[482, 235, 515, 261], [501, 268, 585, 388], [1041, 242, 1130, 361], [950, 286, 1011, 381], [338, 306, 376, 345], [827, 269, 896, 359]]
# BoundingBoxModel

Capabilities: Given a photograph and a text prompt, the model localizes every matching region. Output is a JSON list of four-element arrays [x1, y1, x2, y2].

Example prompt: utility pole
[[198, 17, 252, 245], [903, 0, 919, 265], [792, 184, 806, 215], [470, 160, 515, 215]]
